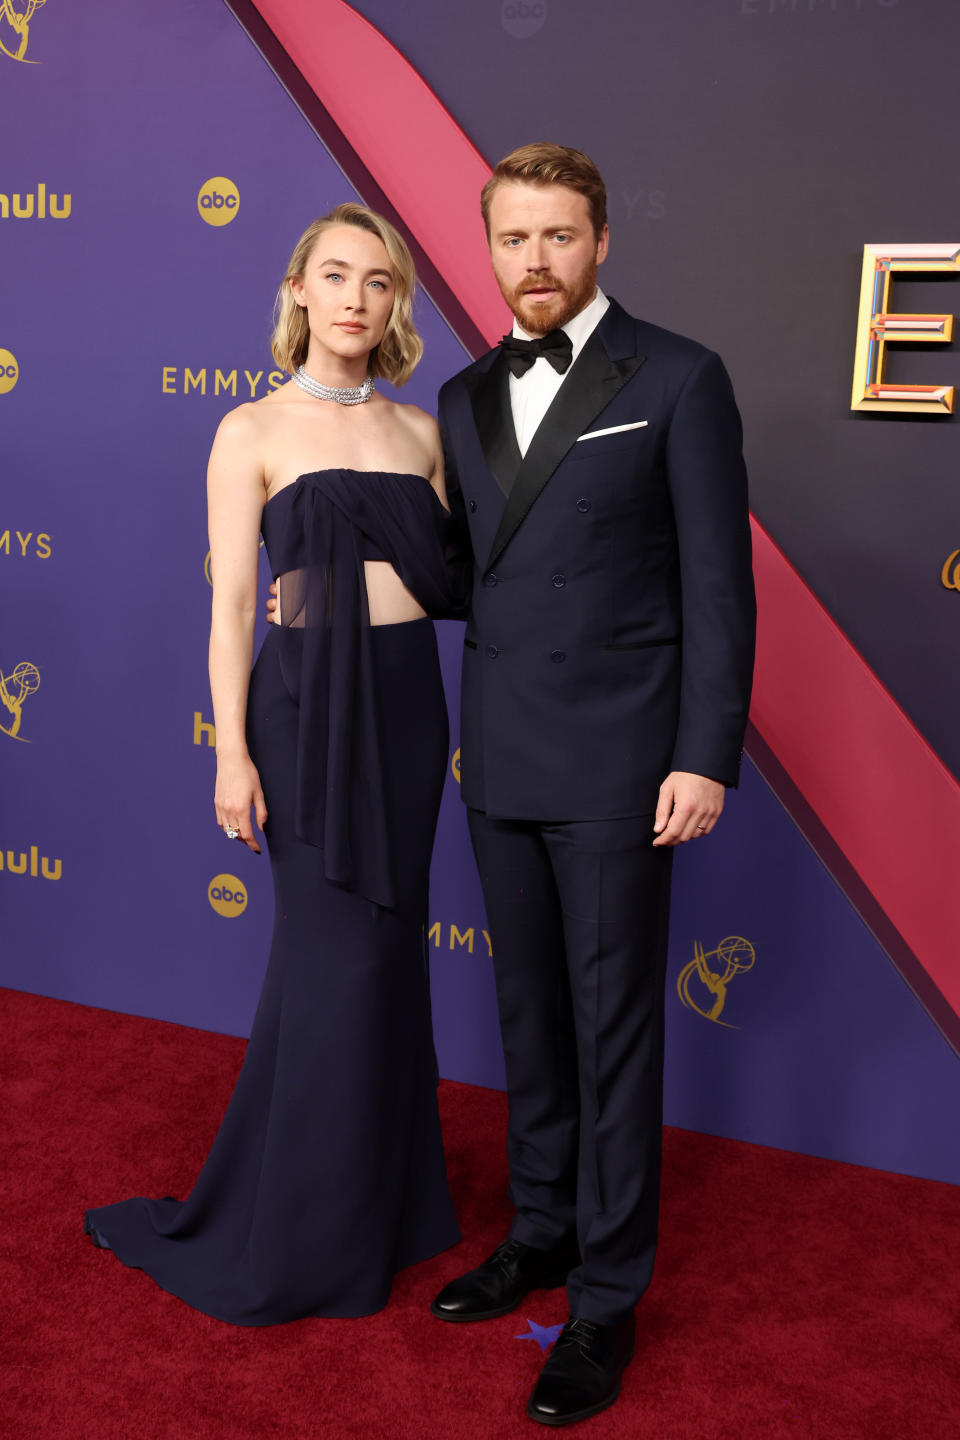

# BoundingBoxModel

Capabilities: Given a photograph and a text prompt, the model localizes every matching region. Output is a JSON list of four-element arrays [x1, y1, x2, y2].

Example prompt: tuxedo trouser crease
[[468, 809, 673, 1325]]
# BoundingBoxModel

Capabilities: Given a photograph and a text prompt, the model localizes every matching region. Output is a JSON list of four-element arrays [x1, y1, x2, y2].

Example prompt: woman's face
[[290, 224, 396, 369]]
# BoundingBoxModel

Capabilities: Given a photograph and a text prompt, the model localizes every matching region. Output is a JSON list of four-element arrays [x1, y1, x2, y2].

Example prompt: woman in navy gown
[[85, 204, 465, 1324]]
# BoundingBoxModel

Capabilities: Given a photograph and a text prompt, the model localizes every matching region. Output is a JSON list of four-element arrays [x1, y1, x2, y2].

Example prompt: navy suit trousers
[[467, 807, 674, 1324]]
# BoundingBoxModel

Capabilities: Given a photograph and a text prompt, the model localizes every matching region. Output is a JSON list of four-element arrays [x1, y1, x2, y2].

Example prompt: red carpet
[[1, 986, 958, 1440]]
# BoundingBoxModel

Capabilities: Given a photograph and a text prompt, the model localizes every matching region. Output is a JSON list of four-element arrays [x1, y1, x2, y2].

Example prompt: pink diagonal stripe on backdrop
[[250, 0, 960, 1017], [250, 0, 509, 345], [750, 522, 959, 1014]]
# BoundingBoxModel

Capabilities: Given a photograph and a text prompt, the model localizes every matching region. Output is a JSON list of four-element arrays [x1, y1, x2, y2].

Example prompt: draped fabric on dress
[[268, 469, 468, 909], [83, 468, 463, 1324]]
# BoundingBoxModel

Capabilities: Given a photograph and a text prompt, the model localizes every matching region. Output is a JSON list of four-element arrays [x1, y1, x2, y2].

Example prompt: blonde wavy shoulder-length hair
[[270, 203, 423, 387]]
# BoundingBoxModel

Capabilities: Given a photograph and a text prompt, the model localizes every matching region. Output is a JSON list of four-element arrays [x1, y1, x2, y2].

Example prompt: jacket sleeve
[[664, 350, 756, 786], [437, 384, 474, 619]]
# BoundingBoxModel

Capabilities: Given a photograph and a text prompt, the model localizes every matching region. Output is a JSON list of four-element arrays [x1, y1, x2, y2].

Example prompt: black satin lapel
[[466, 354, 521, 499], [484, 339, 647, 572]]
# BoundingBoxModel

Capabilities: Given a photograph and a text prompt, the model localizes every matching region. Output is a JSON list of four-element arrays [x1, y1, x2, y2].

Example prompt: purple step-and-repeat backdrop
[[2, 0, 958, 1186]]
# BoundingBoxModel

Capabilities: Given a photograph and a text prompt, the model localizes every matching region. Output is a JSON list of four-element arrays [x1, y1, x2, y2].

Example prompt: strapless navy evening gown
[[85, 471, 465, 1324]]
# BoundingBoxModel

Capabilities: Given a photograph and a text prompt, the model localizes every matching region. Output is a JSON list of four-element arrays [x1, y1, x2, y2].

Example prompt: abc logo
[[451, 747, 461, 784], [501, 0, 547, 38], [208, 872, 247, 917], [197, 177, 240, 228], [0, 348, 19, 394], [204, 549, 213, 586]]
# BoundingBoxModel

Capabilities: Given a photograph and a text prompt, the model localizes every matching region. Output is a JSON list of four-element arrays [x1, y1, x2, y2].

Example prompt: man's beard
[[502, 260, 598, 336]]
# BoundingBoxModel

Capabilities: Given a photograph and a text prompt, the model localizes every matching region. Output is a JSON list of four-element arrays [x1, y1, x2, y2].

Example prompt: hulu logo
[[0, 844, 61, 880]]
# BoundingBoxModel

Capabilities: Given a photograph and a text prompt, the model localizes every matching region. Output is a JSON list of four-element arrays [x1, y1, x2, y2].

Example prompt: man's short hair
[[480, 142, 607, 240]]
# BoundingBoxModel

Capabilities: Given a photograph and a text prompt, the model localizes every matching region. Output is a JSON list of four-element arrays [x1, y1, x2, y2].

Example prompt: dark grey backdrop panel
[[351, 0, 960, 777]]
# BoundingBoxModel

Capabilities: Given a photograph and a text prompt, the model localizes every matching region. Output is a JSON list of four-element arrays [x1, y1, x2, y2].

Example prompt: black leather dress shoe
[[430, 1235, 579, 1322], [527, 1313, 636, 1426]]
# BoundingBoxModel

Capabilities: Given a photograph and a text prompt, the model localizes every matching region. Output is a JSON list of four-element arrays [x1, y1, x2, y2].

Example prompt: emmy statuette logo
[[0, 661, 40, 741], [0, 348, 18, 393], [208, 874, 247, 917], [941, 550, 960, 591], [677, 935, 756, 1029], [197, 177, 239, 228], [0, 0, 47, 63]]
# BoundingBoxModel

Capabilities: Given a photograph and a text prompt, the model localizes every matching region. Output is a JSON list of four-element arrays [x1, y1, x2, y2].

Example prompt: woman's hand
[[215, 753, 268, 854]]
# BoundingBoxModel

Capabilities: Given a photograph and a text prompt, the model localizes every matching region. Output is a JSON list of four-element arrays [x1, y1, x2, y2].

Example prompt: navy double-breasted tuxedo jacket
[[439, 298, 756, 821]]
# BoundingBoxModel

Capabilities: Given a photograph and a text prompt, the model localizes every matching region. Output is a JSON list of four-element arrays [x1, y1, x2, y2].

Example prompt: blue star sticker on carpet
[[515, 1318, 565, 1352]]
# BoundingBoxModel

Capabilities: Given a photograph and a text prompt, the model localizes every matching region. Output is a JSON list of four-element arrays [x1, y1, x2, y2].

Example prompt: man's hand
[[652, 771, 725, 847], [265, 580, 279, 625]]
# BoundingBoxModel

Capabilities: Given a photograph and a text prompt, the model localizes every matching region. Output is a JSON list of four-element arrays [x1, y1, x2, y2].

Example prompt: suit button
[[486, 644, 499, 659], [576, 498, 590, 513], [551, 650, 566, 664], [469, 499, 478, 512], [484, 572, 498, 587], [552, 573, 566, 588]]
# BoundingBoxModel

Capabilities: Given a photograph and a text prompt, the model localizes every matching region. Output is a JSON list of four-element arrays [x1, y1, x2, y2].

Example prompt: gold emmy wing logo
[[204, 538, 263, 585], [677, 935, 756, 1030], [0, 660, 39, 741], [0, 0, 47, 63], [0, 348, 18, 393], [208, 873, 247, 918], [942, 550, 960, 591], [197, 177, 239, 228]]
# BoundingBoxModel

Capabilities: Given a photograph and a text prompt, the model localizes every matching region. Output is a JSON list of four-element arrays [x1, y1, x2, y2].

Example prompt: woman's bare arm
[[207, 405, 269, 851], [419, 412, 450, 512]]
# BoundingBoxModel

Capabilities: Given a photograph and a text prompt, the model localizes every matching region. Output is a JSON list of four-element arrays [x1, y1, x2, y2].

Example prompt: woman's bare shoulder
[[384, 400, 445, 490], [390, 400, 439, 439], [212, 388, 298, 458], [216, 387, 292, 433]]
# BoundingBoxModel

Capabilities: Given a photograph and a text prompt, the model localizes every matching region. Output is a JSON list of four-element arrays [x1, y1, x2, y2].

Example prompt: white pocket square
[[576, 421, 648, 441]]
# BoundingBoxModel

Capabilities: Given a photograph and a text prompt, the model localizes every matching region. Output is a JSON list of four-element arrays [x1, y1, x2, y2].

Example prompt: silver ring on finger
[[225, 825, 240, 840]]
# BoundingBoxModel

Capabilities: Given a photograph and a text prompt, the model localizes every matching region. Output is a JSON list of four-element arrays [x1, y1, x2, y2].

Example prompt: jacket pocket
[[601, 636, 680, 652]]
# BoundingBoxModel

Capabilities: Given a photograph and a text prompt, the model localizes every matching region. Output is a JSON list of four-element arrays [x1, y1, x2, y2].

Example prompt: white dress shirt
[[508, 287, 610, 457]]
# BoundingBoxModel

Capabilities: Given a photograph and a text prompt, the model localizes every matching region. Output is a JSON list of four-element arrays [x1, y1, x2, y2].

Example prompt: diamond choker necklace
[[292, 366, 375, 405]]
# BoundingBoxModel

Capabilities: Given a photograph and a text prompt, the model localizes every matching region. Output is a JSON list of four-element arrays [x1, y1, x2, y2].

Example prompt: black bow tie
[[500, 329, 574, 378]]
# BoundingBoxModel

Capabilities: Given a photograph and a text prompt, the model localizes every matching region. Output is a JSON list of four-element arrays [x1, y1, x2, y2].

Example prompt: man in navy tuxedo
[[429, 144, 756, 1427]]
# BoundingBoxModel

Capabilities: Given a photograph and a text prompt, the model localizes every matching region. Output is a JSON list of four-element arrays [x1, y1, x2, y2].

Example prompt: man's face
[[487, 182, 609, 335]]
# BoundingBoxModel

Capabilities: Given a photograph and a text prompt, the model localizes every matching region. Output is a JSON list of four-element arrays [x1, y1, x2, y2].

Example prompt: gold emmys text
[[1, 530, 51, 558], [162, 368, 285, 398]]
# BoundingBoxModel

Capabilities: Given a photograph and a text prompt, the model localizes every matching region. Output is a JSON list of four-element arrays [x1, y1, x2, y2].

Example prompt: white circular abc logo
[[197, 177, 240, 227], [502, 0, 547, 38], [208, 872, 247, 917], [0, 348, 19, 394]]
